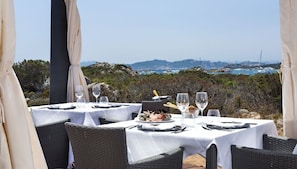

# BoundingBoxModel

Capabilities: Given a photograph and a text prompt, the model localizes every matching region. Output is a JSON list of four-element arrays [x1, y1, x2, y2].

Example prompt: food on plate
[[163, 102, 178, 109], [186, 105, 198, 114], [138, 110, 171, 122]]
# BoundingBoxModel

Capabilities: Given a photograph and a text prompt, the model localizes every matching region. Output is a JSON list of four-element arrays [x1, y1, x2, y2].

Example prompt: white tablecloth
[[30, 102, 142, 168], [29, 102, 142, 126], [103, 115, 278, 169]]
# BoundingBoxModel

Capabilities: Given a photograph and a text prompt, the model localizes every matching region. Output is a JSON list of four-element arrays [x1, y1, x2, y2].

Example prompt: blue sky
[[14, 0, 281, 64]]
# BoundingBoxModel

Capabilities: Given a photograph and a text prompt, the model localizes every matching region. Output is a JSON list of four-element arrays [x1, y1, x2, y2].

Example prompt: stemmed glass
[[195, 92, 208, 116], [75, 85, 84, 102], [176, 93, 190, 125], [92, 84, 101, 103]]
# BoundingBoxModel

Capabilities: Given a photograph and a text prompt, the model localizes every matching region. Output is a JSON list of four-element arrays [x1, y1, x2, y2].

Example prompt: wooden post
[[50, 0, 70, 104]]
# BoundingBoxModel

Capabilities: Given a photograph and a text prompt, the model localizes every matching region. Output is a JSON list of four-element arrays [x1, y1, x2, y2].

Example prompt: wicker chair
[[231, 145, 297, 169], [98, 117, 118, 124], [64, 122, 184, 169], [231, 134, 297, 169], [263, 134, 297, 153], [142, 99, 169, 113], [36, 119, 70, 169]]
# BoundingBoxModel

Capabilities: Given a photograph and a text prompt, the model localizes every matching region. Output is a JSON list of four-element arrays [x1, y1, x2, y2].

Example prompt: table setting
[[98, 91, 278, 169]]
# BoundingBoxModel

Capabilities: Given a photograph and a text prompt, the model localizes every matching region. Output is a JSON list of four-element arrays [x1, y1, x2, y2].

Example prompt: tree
[[13, 60, 50, 92]]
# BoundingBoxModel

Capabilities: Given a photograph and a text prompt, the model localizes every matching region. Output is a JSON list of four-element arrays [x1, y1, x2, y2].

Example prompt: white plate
[[135, 118, 174, 123]]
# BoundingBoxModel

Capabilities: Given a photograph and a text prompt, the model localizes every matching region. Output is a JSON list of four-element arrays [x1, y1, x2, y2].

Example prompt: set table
[[29, 102, 142, 168], [29, 102, 142, 126], [102, 114, 278, 169], [29, 103, 277, 169]]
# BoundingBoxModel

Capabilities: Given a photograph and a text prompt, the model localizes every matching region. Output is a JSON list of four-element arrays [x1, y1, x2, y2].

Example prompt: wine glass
[[92, 84, 101, 103], [75, 85, 84, 102], [195, 92, 208, 116], [176, 93, 190, 125]]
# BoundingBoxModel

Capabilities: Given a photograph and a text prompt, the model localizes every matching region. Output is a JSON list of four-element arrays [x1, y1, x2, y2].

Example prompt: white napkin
[[206, 121, 250, 129], [140, 123, 176, 131]]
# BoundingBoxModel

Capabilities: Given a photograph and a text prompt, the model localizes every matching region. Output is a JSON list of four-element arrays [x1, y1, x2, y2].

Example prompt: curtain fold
[[65, 0, 89, 102], [280, 0, 297, 138], [0, 0, 47, 168]]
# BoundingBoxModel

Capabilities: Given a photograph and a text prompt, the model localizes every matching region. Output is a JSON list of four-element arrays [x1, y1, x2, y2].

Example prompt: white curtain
[[280, 0, 297, 138], [0, 0, 47, 168], [65, 0, 89, 102]]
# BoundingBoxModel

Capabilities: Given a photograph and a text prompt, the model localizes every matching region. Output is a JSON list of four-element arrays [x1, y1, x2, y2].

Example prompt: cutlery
[[201, 125, 211, 130], [126, 124, 139, 129], [172, 127, 187, 133]]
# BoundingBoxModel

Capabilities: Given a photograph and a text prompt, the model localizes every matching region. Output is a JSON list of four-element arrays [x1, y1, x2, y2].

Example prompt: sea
[[137, 67, 278, 76]]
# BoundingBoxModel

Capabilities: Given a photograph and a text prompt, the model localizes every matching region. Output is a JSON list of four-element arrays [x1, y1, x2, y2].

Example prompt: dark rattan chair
[[142, 99, 169, 113], [263, 134, 297, 153], [36, 119, 70, 169], [65, 122, 184, 169], [98, 117, 118, 124], [231, 134, 297, 169], [231, 144, 297, 169], [131, 112, 138, 120]]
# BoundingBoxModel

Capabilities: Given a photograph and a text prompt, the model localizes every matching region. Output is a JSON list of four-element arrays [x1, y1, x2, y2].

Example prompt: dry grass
[[183, 154, 206, 169], [183, 154, 221, 169]]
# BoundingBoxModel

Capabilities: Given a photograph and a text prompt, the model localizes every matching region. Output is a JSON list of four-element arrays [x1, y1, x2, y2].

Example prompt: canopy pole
[[50, 0, 70, 104]]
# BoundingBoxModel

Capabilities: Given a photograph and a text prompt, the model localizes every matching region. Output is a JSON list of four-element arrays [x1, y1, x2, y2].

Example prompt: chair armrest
[[231, 145, 297, 169], [128, 147, 184, 169], [263, 134, 297, 153]]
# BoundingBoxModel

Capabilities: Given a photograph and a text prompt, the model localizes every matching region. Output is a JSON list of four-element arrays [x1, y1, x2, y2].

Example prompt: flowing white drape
[[0, 0, 47, 168], [280, 0, 297, 138], [65, 0, 89, 102]]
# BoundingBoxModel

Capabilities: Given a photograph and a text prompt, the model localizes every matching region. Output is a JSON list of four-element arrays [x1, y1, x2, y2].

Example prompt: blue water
[[137, 67, 278, 76], [229, 67, 278, 75]]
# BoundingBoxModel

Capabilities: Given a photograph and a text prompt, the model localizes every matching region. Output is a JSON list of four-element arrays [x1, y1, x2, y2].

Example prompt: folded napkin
[[48, 105, 76, 110], [137, 123, 182, 131], [92, 104, 121, 108], [206, 122, 250, 130]]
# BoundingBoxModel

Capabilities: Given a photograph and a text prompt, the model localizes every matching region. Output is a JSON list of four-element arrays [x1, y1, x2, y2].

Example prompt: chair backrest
[[131, 112, 138, 120], [263, 134, 297, 153], [36, 119, 70, 169], [64, 122, 129, 169], [231, 145, 297, 169], [98, 117, 117, 124], [142, 99, 169, 112]]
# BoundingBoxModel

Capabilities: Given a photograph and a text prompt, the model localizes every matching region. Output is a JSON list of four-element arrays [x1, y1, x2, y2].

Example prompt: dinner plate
[[137, 123, 184, 132], [204, 122, 250, 130], [135, 118, 174, 123]]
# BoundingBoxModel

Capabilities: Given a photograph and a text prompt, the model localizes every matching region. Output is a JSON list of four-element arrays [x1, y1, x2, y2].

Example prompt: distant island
[[81, 59, 280, 75]]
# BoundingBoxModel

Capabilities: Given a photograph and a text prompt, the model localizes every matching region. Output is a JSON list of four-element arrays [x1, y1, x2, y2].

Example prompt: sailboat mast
[[259, 50, 263, 66]]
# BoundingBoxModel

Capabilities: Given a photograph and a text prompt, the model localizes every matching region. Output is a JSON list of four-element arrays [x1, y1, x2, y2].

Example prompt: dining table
[[29, 102, 142, 127], [29, 102, 142, 168], [101, 114, 278, 169]]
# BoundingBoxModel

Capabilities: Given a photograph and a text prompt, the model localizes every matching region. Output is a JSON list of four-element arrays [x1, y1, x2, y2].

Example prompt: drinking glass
[[92, 84, 101, 103], [176, 93, 190, 125], [207, 109, 220, 123], [207, 109, 221, 117], [99, 96, 109, 105], [75, 85, 84, 102], [195, 92, 208, 116]]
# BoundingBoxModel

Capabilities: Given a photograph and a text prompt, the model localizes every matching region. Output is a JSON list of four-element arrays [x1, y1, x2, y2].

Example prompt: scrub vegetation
[[14, 60, 282, 119]]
